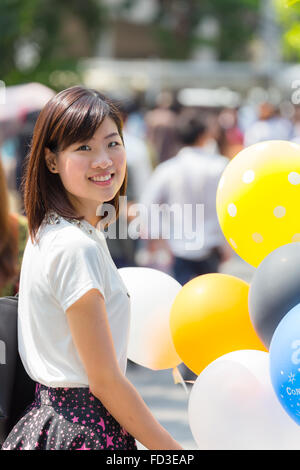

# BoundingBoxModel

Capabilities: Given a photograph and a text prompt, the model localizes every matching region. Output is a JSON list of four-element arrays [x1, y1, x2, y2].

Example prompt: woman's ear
[[45, 147, 58, 174]]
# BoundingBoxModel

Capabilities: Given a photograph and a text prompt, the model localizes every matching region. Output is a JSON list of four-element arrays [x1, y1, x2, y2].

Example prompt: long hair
[[20, 86, 128, 243], [0, 159, 18, 288]]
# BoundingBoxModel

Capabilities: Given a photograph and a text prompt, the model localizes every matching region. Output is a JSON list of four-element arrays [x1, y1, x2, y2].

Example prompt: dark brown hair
[[21, 86, 127, 243], [0, 158, 18, 289]]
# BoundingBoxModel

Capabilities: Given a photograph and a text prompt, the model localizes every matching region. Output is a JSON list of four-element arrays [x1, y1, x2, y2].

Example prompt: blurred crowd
[[1, 83, 300, 300]]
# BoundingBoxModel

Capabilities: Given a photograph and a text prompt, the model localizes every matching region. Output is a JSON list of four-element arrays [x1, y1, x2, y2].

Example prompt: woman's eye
[[108, 141, 121, 148], [76, 144, 91, 151]]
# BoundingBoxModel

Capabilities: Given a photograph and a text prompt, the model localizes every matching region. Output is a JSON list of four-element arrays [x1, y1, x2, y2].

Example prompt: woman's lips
[[88, 174, 114, 186]]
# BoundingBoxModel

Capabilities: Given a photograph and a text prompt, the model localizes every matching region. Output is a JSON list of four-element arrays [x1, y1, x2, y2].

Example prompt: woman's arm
[[66, 288, 183, 450]]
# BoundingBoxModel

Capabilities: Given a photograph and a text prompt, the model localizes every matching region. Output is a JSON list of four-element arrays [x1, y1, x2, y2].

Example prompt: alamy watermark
[[0, 340, 5, 365], [96, 196, 205, 252]]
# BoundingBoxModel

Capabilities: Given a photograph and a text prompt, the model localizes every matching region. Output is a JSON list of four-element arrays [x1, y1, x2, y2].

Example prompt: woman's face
[[46, 116, 126, 226]]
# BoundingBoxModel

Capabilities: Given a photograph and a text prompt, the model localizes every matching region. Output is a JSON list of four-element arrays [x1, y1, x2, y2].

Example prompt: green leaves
[[0, 0, 105, 88], [286, 0, 300, 6], [152, 0, 260, 61], [275, 0, 300, 60]]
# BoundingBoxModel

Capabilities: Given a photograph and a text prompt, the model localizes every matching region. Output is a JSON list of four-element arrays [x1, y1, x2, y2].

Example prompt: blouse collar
[[45, 211, 105, 240]]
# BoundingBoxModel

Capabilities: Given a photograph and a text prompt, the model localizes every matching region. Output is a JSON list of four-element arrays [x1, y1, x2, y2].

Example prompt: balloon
[[216, 140, 300, 267], [118, 267, 182, 370], [249, 242, 300, 348], [188, 350, 300, 450], [269, 303, 300, 426], [169, 273, 266, 375]]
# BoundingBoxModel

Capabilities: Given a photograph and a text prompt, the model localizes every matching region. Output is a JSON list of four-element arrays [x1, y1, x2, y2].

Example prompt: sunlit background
[[2, 0, 300, 450]]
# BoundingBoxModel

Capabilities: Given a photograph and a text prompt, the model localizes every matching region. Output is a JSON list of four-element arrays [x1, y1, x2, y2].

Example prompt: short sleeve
[[45, 237, 106, 313]]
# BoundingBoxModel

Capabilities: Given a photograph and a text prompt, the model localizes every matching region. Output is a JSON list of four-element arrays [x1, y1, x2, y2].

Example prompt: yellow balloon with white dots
[[216, 140, 300, 267]]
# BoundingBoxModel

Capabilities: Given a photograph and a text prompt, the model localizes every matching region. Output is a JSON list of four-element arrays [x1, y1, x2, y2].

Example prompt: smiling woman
[[20, 86, 128, 241], [1, 86, 183, 451], [44, 114, 127, 228]]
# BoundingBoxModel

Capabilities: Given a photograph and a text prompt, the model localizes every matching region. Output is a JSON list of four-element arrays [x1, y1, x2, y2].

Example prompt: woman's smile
[[88, 173, 115, 186]]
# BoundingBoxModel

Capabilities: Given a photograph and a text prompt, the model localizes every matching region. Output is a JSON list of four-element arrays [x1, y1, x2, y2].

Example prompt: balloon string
[[172, 366, 190, 396]]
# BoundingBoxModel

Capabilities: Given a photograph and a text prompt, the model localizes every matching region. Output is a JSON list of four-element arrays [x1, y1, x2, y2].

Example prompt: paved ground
[[125, 362, 198, 450]]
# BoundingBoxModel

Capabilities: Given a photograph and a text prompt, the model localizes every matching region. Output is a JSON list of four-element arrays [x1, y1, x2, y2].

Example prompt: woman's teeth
[[90, 174, 112, 182]]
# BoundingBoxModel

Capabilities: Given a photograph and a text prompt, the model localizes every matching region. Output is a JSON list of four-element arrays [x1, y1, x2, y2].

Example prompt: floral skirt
[[1, 383, 138, 450]]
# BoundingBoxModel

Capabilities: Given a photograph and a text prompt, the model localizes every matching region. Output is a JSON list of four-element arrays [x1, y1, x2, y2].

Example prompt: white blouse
[[17, 211, 132, 388]]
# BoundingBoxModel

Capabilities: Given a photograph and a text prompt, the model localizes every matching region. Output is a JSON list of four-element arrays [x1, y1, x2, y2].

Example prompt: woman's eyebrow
[[104, 132, 120, 140], [89, 132, 120, 142]]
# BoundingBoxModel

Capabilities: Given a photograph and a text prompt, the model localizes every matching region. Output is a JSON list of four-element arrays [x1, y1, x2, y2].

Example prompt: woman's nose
[[92, 151, 113, 168]]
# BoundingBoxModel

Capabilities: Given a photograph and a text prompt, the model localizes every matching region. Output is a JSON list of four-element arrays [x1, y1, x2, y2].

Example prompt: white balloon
[[188, 350, 300, 450], [118, 267, 182, 370]]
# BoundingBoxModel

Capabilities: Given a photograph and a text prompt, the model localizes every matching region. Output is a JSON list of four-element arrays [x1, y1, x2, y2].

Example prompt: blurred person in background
[[122, 100, 153, 206], [217, 107, 244, 159], [139, 109, 231, 381], [122, 92, 147, 140], [140, 108, 231, 285], [291, 105, 300, 144], [0, 157, 28, 297], [244, 101, 294, 147], [144, 90, 182, 166]]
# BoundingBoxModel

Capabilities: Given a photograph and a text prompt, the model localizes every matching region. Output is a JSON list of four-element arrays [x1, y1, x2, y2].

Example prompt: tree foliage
[[275, 0, 300, 61], [0, 0, 107, 87], [151, 0, 260, 60], [3, 0, 295, 90]]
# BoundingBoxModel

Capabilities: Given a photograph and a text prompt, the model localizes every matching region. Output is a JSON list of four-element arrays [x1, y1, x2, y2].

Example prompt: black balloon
[[249, 242, 300, 348]]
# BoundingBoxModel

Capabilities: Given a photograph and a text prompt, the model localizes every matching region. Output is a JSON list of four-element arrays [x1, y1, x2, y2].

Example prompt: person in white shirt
[[2, 86, 182, 451], [244, 102, 294, 147], [140, 109, 230, 286]]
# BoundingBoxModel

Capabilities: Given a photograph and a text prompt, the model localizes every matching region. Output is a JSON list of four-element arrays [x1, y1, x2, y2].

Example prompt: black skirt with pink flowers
[[1, 383, 137, 450]]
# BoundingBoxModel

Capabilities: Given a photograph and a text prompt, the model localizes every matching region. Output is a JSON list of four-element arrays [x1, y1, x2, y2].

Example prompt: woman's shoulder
[[39, 219, 99, 261], [42, 223, 107, 287]]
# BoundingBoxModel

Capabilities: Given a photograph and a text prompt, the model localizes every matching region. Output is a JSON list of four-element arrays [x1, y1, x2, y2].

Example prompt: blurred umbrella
[[0, 82, 55, 124], [0, 82, 55, 141]]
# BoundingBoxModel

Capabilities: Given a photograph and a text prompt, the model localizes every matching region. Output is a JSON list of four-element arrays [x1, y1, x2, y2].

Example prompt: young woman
[[0, 157, 28, 297], [1, 86, 183, 451]]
